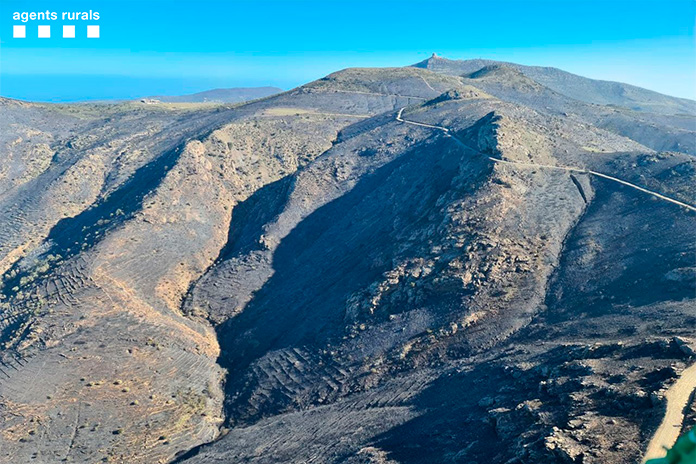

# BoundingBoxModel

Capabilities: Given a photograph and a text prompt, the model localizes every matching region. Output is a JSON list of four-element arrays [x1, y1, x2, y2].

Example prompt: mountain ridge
[[413, 54, 696, 115], [0, 58, 694, 464]]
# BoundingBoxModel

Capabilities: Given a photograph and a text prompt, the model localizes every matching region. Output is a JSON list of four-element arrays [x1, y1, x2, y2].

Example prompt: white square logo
[[38, 25, 50, 38], [13, 25, 26, 38], [63, 25, 75, 38], [87, 25, 99, 38]]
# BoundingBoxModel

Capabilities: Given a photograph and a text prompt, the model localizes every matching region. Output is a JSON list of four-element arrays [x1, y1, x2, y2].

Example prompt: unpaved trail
[[643, 363, 696, 462], [396, 108, 696, 212], [420, 76, 437, 92]]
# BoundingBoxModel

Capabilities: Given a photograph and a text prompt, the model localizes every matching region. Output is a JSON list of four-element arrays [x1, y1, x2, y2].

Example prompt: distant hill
[[413, 54, 696, 116], [412, 55, 696, 154], [149, 86, 282, 103]]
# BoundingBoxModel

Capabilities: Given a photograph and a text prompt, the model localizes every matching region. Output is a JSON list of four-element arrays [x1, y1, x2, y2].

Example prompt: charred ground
[[0, 57, 694, 464]]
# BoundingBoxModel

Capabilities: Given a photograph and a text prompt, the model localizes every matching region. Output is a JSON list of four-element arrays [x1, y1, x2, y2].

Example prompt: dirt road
[[396, 108, 696, 212], [643, 363, 696, 462]]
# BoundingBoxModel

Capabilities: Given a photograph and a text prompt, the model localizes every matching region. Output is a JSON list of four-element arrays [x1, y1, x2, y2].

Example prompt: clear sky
[[0, 0, 694, 102]]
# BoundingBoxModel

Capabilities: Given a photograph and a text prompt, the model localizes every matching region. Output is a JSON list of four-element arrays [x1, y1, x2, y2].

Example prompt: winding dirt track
[[396, 108, 696, 212], [643, 363, 696, 462], [419, 76, 437, 92]]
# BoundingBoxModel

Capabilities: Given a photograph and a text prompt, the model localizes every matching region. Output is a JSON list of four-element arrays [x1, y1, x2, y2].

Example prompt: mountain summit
[[414, 55, 696, 116]]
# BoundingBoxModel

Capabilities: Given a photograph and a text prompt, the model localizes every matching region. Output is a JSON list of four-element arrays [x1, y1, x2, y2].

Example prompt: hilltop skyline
[[0, 0, 694, 102]]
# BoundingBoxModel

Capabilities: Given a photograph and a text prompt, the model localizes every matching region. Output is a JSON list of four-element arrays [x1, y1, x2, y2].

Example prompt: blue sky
[[1, 0, 694, 102]]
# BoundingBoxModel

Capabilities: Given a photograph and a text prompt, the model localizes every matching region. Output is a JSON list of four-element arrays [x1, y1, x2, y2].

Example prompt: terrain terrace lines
[[396, 107, 696, 212], [323, 89, 428, 101]]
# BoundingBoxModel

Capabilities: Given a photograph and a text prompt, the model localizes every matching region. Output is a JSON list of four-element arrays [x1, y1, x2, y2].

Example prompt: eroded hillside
[[0, 62, 694, 464]]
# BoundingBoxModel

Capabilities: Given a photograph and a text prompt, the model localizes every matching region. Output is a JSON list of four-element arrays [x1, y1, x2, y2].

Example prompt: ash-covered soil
[[0, 57, 694, 464]]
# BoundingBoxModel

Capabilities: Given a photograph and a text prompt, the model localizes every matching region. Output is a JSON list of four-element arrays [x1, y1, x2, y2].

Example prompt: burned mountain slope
[[0, 63, 694, 464], [180, 77, 694, 463], [0, 69, 454, 463], [414, 56, 696, 155]]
